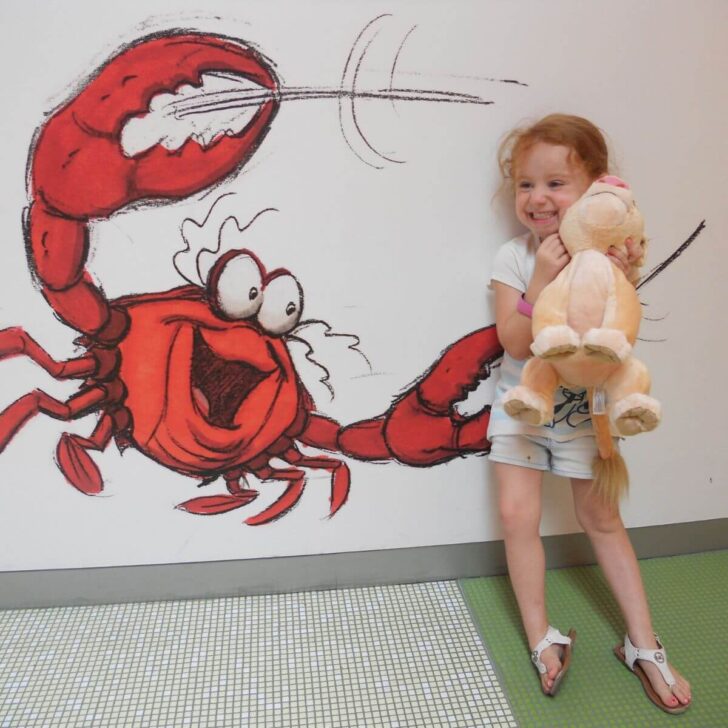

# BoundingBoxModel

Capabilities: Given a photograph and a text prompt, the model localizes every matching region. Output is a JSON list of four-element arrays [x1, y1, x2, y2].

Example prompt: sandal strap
[[624, 633, 676, 687], [531, 626, 572, 675]]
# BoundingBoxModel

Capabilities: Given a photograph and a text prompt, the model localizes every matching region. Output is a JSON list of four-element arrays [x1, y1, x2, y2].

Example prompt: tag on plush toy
[[592, 387, 606, 415]]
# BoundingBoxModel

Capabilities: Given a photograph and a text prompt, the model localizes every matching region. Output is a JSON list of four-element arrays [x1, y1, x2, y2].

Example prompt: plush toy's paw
[[531, 325, 580, 360], [583, 328, 632, 363], [611, 393, 661, 435], [503, 386, 552, 426]]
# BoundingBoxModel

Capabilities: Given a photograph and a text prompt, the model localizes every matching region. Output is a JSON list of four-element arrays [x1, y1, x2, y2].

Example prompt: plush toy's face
[[559, 180, 645, 256]]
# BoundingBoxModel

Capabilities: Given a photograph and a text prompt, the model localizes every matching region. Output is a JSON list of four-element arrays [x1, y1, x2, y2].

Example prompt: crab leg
[[56, 414, 115, 495], [242, 446, 351, 526], [282, 449, 351, 517], [0, 385, 111, 453], [0, 327, 99, 378], [244, 466, 306, 526], [176, 468, 259, 515]]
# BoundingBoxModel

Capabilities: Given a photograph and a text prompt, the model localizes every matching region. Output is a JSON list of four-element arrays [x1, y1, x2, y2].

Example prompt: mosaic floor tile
[[0, 581, 516, 727], [462, 550, 728, 727]]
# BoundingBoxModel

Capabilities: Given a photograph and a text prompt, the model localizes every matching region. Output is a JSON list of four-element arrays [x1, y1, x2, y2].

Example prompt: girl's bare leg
[[495, 462, 563, 691], [571, 478, 692, 708]]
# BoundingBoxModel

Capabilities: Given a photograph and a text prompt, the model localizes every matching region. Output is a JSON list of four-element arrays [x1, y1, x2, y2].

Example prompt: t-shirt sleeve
[[488, 239, 528, 293]]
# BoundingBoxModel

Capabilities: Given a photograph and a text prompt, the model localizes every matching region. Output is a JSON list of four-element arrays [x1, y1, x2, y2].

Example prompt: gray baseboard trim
[[1, 518, 726, 610]]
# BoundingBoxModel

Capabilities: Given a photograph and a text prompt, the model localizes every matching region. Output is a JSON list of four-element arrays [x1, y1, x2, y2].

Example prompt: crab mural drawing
[[0, 28, 503, 525]]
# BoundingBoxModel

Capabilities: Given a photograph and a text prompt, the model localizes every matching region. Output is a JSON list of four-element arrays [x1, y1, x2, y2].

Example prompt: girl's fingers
[[626, 237, 643, 264], [607, 248, 623, 263], [607, 246, 629, 273]]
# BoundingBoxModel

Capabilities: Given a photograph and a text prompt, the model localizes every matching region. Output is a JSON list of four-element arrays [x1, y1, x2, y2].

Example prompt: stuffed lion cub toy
[[503, 176, 661, 504]]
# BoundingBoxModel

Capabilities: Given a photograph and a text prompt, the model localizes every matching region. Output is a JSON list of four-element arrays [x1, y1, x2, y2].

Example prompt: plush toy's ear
[[597, 175, 630, 189]]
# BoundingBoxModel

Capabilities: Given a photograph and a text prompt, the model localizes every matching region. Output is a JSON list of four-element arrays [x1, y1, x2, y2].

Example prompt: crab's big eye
[[258, 274, 303, 335], [214, 254, 264, 319]]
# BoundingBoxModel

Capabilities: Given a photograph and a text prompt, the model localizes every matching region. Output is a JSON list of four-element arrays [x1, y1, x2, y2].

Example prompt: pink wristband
[[517, 294, 534, 318]]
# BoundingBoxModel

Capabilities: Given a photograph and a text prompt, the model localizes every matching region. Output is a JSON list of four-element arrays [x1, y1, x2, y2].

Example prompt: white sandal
[[614, 634, 689, 714], [530, 625, 576, 696]]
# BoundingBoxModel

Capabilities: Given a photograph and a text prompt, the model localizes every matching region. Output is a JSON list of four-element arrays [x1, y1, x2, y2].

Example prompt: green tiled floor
[[461, 550, 728, 727]]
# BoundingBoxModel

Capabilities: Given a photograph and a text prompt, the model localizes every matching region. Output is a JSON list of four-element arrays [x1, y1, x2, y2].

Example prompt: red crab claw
[[310, 326, 503, 466], [28, 32, 279, 342]]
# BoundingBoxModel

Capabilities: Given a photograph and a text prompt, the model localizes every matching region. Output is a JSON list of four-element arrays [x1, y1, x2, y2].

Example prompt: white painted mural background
[[0, 0, 726, 570]]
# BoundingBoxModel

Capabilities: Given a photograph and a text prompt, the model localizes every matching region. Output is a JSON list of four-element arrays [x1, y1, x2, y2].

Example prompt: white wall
[[0, 0, 726, 571]]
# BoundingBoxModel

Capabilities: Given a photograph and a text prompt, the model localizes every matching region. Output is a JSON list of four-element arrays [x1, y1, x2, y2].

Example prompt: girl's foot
[[614, 635, 692, 713], [537, 643, 564, 693], [638, 657, 692, 710], [530, 626, 575, 696]]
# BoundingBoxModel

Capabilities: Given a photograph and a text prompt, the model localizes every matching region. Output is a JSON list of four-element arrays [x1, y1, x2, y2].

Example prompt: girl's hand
[[607, 237, 644, 284], [528, 234, 570, 300]]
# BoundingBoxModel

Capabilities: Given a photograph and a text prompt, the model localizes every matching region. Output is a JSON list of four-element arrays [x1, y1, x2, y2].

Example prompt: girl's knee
[[495, 463, 543, 537], [575, 493, 622, 535], [499, 497, 540, 537]]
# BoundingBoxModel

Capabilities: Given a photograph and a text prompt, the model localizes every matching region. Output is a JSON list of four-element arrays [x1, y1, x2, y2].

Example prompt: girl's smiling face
[[514, 142, 593, 241]]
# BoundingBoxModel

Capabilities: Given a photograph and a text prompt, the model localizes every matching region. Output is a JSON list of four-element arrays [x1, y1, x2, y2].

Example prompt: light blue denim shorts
[[488, 433, 615, 480]]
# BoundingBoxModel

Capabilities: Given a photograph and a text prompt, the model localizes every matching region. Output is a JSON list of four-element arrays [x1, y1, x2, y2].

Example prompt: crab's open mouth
[[190, 328, 268, 428], [121, 71, 277, 157]]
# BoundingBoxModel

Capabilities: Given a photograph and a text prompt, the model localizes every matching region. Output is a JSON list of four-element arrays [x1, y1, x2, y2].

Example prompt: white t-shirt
[[487, 233, 594, 441]]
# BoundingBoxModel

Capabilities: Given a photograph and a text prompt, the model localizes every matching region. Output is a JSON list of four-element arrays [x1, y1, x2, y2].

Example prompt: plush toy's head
[[559, 176, 645, 260]]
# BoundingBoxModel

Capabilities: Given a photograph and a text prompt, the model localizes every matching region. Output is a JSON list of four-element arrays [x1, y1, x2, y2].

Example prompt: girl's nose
[[530, 186, 547, 203]]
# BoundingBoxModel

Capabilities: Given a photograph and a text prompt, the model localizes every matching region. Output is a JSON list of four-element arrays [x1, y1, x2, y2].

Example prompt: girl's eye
[[517, 181, 532, 190], [549, 180, 565, 188], [213, 254, 264, 319], [257, 274, 304, 336]]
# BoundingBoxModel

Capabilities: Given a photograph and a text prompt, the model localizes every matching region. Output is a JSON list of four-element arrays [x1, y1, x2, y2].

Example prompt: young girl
[[488, 114, 692, 713]]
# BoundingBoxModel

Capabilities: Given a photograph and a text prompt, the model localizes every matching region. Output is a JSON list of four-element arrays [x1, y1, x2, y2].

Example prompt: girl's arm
[[493, 281, 534, 360], [494, 234, 570, 360]]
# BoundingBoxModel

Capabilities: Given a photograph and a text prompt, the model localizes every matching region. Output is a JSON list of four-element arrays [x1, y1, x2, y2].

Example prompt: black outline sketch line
[[173, 86, 493, 115], [175, 197, 278, 285], [286, 334, 335, 399], [295, 319, 373, 372], [634, 220, 705, 343], [174, 192, 237, 284], [350, 27, 404, 166], [389, 25, 418, 113], [338, 14, 391, 170], [383, 70, 528, 87], [641, 314, 668, 322], [637, 220, 706, 290], [195, 208, 278, 285]]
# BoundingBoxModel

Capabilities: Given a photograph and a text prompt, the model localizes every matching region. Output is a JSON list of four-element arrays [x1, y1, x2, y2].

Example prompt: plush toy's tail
[[590, 390, 629, 506]]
